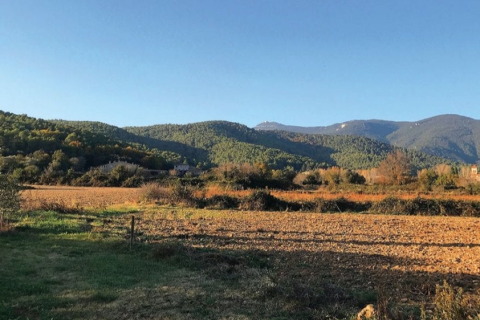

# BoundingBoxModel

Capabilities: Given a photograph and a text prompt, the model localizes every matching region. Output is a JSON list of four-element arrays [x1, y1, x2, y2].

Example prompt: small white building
[[173, 164, 202, 176], [98, 161, 139, 174]]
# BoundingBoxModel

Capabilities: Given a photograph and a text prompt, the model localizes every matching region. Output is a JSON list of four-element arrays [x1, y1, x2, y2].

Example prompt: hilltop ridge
[[255, 114, 480, 163]]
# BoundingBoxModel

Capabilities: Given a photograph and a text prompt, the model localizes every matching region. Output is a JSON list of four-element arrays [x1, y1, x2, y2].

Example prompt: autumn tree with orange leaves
[[378, 150, 412, 185]]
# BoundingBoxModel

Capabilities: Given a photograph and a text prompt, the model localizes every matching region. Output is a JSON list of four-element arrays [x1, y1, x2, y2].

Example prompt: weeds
[[421, 281, 480, 320], [35, 198, 84, 214], [0, 176, 21, 227], [139, 182, 196, 206], [138, 182, 167, 203], [151, 240, 187, 260]]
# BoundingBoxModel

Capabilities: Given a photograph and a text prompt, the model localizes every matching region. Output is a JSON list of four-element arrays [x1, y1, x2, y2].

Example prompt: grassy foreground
[[0, 210, 213, 320], [1, 207, 480, 319]]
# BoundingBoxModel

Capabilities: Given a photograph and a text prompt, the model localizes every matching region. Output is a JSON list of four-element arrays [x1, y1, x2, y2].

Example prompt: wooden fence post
[[130, 215, 135, 249]]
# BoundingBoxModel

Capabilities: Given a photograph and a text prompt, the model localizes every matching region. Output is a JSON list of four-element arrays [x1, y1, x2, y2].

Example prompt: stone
[[357, 304, 376, 320]]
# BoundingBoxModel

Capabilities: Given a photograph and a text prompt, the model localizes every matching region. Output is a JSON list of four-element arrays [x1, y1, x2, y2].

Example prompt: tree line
[[2, 111, 476, 189]]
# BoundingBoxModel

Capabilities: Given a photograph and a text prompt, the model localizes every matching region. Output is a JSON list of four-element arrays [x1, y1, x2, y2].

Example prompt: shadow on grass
[[2, 212, 480, 320]]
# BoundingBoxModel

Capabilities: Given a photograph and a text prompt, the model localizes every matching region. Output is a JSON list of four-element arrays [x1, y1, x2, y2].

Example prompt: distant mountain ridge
[[0, 111, 458, 183], [56, 118, 449, 171], [255, 114, 480, 163]]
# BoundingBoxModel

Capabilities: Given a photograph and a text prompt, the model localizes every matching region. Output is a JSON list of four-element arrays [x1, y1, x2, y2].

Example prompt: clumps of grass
[[266, 277, 359, 318], [0, 176, 21, 228], [152, 241, 273, 284], [239, 267, 277, 299], [151, 240, 188, 260], [34, 198, 84, 214], [421, 281, 480, 320]]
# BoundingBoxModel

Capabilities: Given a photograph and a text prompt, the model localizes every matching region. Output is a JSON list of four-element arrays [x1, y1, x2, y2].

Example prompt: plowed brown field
[[130, 210, 480, 302], [21, 185, 141, 209], [22, 186, 480, 305], [22, 185, 480, 209]]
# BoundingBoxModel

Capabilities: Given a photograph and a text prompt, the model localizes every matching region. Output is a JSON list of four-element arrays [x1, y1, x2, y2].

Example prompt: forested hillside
[[124, 121, 450, 170], [0, 111, 452, 186], [123, 121, 320, 170], [0, 111, 171, 183], [256, 119, 405, 142], [256, 115, 480, 163]]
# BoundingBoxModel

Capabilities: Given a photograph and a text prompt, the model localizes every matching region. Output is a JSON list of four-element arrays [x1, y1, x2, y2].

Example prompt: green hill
[[0, 111, 172, 177], [255, 114, 480, 163], [0, 111, 451, 186], [123, 121, 449, 170]]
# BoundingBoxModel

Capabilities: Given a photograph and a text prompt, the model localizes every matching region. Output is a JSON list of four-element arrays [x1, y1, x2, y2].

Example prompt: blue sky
[[1, 1, 479, 128]]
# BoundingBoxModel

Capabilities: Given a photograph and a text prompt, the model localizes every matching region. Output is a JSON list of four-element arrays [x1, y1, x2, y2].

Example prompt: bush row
[[207, 192, 480, 216], [370, 196, 480, 216], [140, 183, 480, 216]]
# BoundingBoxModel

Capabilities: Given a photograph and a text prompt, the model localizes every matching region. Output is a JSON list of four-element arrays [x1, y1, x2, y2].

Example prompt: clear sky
[[1, 1, 479, 128]]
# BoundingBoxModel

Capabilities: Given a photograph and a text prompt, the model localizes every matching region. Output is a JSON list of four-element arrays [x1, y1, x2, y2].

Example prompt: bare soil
[[21, 185, 141, 209], [127, 209, 480, 305], [22, 186, 480, 307]]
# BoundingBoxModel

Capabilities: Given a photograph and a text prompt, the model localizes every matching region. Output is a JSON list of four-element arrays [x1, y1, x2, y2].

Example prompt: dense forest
[[0, 110, 454, 186], [0, 111, 172, 185], [124, 121, 450, 170], [256, 114, 480, 163]]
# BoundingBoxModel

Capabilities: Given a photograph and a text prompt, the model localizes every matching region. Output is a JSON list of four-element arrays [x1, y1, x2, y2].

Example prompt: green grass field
[[1, 210, 208, 319]]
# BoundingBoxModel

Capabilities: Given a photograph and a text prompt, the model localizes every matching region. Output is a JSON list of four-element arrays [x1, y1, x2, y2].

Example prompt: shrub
[[421, 281, 480, 320], [207, 195, 240, 209], [239, 190, 287, 211], [371, 197, 407, 215], [0, 176, 22, 227], [436, 174, 457, 190], [371, 197, 480, 216], [459, 201, 480, 217], [139, 182, 168, 203], [168, 183, 196, 206], [418, 169, 439, 191], [313, 197, 370, 213], [314, 198, 343, 213], [407, 198, 441, 216], [345, 170, 366, 185], [466, 183, 480, 195], [122, 175, 145, 188]]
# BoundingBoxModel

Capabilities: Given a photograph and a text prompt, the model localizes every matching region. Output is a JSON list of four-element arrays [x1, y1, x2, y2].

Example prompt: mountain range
[[0, 110, 460, 177], [255, 114, 480, 164], [52, 118, 449, 171]]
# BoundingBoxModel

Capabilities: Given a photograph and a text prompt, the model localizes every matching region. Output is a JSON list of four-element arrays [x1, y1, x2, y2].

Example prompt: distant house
[[173, 164, 202, 176], [96, 161, 169, 177], [98, 161, 139, 174]]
